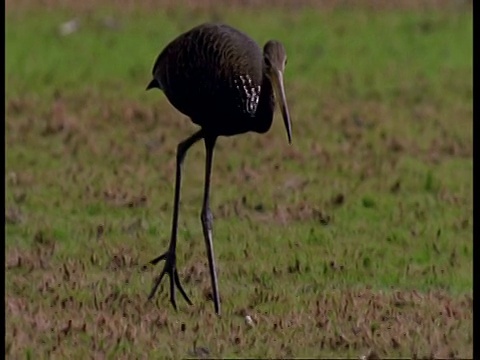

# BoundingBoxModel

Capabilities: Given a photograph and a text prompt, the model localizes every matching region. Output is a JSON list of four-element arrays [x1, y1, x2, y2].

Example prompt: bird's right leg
[[200, 135, 221, 315], [147, 130, 204, 310]]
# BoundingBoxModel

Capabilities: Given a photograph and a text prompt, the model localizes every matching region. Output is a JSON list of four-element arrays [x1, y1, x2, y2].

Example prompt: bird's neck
[[253, 75, 275, 134]]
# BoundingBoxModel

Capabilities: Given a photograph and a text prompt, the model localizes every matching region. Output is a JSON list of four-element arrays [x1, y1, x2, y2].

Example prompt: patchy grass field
[[5, 1, 472, 358]]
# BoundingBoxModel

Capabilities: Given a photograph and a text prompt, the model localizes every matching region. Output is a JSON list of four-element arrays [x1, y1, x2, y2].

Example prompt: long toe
[[174, 269, 193, 305], [148, 268, 168, 300], [149, 252, 168, 266], [169, 268, 178, 310]]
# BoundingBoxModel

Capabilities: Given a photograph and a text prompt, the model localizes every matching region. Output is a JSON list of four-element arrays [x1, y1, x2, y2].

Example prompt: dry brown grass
[[6, 238, 473, 358]]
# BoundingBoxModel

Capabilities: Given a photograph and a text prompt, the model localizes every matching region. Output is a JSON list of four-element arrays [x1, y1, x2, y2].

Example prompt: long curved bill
[[271, 69, 292, 144]]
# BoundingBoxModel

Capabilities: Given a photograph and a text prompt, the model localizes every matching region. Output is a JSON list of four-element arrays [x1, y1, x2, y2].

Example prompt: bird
[[145, 22, 292, 316]]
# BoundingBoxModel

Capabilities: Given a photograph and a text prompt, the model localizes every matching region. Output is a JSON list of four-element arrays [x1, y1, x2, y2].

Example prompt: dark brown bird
[[146, 23, 292, 316]]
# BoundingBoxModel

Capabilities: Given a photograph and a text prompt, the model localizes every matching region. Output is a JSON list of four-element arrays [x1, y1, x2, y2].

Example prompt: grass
[[5, 2, 472, 358]]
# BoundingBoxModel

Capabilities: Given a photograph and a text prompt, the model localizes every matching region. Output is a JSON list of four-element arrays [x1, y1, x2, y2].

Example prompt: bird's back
[[151, 23, 268, 134]]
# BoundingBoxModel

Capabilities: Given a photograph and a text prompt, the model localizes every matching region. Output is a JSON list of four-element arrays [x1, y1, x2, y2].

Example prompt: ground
[[5, 1, 472, 358]]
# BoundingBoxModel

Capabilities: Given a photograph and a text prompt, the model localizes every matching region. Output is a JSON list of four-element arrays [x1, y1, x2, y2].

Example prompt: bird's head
[[263, 40, 292, 144]]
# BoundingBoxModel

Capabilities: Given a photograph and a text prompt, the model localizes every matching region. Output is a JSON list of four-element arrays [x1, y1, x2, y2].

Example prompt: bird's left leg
[[200, 135, 221, 315], [146, 130, 204, 310]]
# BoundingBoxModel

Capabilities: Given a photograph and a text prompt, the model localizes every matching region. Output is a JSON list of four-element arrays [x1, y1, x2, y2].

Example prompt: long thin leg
[[200, 135, 221, 315], [147, 129, 204, 310]]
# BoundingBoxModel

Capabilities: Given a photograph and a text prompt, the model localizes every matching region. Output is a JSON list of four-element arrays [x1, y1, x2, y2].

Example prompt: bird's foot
[[146, 251, 192, 310]]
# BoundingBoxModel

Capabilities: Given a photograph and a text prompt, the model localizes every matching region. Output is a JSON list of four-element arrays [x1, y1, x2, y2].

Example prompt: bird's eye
[[285, 58, 288, 66], [264, 57, 272, 67]]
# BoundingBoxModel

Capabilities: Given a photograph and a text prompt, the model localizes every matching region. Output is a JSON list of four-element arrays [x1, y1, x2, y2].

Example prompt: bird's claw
[[147, 251, 192, 309]]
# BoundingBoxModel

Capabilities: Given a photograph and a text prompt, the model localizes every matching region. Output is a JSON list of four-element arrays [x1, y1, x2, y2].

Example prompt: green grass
[[6, 4, 472, 359]]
